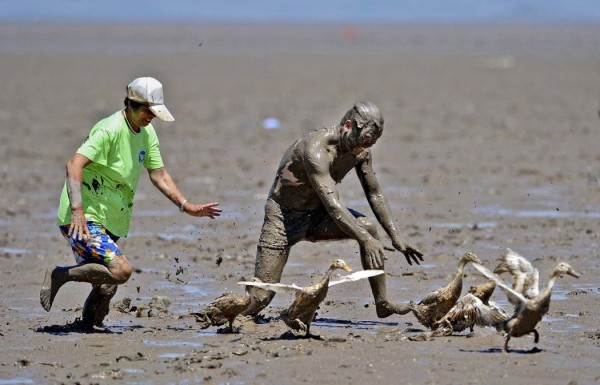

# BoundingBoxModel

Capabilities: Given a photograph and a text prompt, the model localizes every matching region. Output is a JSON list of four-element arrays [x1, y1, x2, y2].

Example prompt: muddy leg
[[40, 256, 131, 312], [356, 218, 412, 317], [241, 245, 290, 316], [308, 214, 411, 318], [40, 267, 69, 312], [82, 284, 118, 328]]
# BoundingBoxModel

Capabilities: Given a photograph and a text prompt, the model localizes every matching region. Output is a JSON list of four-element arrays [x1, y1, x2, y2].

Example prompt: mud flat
[[0, 23, 599, 384]]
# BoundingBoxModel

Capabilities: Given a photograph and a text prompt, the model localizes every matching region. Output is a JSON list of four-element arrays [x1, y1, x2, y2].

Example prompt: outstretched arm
[[147, 167, 222, 219], [355, 155, 423, 265]]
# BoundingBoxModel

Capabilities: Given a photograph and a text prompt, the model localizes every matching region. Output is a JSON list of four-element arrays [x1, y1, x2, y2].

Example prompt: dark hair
[[124, 98, 146, 110]]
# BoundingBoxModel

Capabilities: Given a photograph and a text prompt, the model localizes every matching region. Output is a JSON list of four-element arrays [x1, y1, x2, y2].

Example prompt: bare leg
[[40, 256, 131, 312], [241, 245, 290, 316], [533, 329, 539, 343], [82, 284, 118, 327]]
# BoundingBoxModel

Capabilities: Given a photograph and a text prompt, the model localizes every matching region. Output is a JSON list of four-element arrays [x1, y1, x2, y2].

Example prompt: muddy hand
[[364, 238, 387, 269], [391, 240, 424, 266]]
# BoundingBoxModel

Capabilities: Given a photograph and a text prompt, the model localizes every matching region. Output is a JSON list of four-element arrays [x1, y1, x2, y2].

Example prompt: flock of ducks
[[193, 249, 580, 352]]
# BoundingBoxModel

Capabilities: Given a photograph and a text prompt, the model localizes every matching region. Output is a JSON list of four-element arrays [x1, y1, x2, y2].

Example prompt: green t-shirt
[[57, 110, 164, 237]]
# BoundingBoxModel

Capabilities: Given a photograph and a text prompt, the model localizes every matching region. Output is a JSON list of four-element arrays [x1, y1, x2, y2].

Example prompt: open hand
[[363, 238, 387, 269], [68, 207, 91, 241], [183, 202, 222, 219], [391, 239, 424, 265]]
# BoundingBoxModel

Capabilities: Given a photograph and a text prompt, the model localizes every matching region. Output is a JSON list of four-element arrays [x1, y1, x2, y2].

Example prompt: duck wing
[[524, 268, 540, 299], [237, 281, 304, 294], [472, 262, 528, 315], [503, 248, 540, 297], [444, 293, 509, 329], [418, 288, 444, 306], [328, 270, 385, 287], [488, 300, 510, 319]]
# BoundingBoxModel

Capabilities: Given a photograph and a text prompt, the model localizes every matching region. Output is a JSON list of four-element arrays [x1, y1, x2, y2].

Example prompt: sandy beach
[[0, 23, 599, 384]]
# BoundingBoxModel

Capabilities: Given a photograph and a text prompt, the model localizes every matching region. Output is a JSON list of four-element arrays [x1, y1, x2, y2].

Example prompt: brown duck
[[473, 260, 580, 352], [434, 280, 509, 335], [192, 278, 259, 333], [239, 259, 383, 337], [408, 252, 482, 330]]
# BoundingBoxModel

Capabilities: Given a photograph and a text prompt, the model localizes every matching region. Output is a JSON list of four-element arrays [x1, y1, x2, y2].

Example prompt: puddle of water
[[473, 205, 600, 219], [0, 379, 35, 385], [122, 368, 145, 374], [545, 314, 583, 332], [158, 352, 186, 359], [143, 339, 203, 348], [312, 317, 398, 332], [425, 221, 497, 229], [572, 283, 600, 294], [197, 329, 219, 336], [0, 247, 32, 255]]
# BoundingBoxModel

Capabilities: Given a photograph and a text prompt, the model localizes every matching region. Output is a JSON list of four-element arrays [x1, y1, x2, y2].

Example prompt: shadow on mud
[[459, 346, 553, 355], [35, 319, 146, 335]]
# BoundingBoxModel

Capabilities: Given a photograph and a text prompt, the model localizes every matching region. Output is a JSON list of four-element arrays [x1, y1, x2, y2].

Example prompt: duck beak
[[341, 262, 352, 273], [567, 268, 581, 278]]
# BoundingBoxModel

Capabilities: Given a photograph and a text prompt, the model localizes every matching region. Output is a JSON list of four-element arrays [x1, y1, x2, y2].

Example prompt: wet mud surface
[[0, 24, 599, 384]]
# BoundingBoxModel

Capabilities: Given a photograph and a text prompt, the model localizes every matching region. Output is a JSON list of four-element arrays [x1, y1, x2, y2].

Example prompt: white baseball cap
[[126, 77, 175, 122]]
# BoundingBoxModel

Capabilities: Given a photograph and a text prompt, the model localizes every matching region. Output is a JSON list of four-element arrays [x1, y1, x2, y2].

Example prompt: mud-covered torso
[[269, 126, 369, 211]]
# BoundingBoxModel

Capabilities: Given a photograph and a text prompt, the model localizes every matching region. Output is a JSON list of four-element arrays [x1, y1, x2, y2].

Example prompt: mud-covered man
[[243, 101, 423, 318], [40, 77, 221, 328]]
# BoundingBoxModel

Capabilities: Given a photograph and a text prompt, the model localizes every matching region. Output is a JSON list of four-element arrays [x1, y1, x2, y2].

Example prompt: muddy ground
[[0, 24, 599, 384]]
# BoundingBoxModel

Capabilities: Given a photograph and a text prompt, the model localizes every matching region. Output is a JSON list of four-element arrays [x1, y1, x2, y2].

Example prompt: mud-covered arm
[[304, 142, 386, 269], [356, 154, 423, 265], [65, 153, 93, 240], [147, 167, 221, 219]]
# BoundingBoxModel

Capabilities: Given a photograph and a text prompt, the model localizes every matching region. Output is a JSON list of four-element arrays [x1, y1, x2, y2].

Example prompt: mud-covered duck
[[473, 258, 580, 352], [433, 280, 509, 335], [192, 277, 260, 333], [239, 259, 383, 337], [408, 252, 482, 330]]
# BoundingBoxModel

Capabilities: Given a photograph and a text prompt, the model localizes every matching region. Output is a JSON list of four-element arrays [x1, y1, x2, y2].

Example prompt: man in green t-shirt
[[40, 77, 222, 328]]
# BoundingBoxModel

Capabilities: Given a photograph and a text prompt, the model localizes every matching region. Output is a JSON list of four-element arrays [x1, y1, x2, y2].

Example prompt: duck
[[407, 252, 482, 330], [433, 280, 509, 335], [192, 277, 260, 333], [239, 259, 384, 337], [493, 248, 540, 305], [472, 259, 580, 352]]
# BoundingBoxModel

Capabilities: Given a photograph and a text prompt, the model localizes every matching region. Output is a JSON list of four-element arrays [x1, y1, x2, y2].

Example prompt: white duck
[[473, 259, 580, 352]]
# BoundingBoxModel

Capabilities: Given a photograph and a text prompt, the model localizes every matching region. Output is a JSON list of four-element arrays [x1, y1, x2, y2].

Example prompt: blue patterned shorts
[[59, 222, 123, 266]]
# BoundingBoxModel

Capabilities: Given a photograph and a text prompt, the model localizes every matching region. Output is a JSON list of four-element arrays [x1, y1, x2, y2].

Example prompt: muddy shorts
[[258, 197, 364, 249], [59, 222, 123, 266]]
